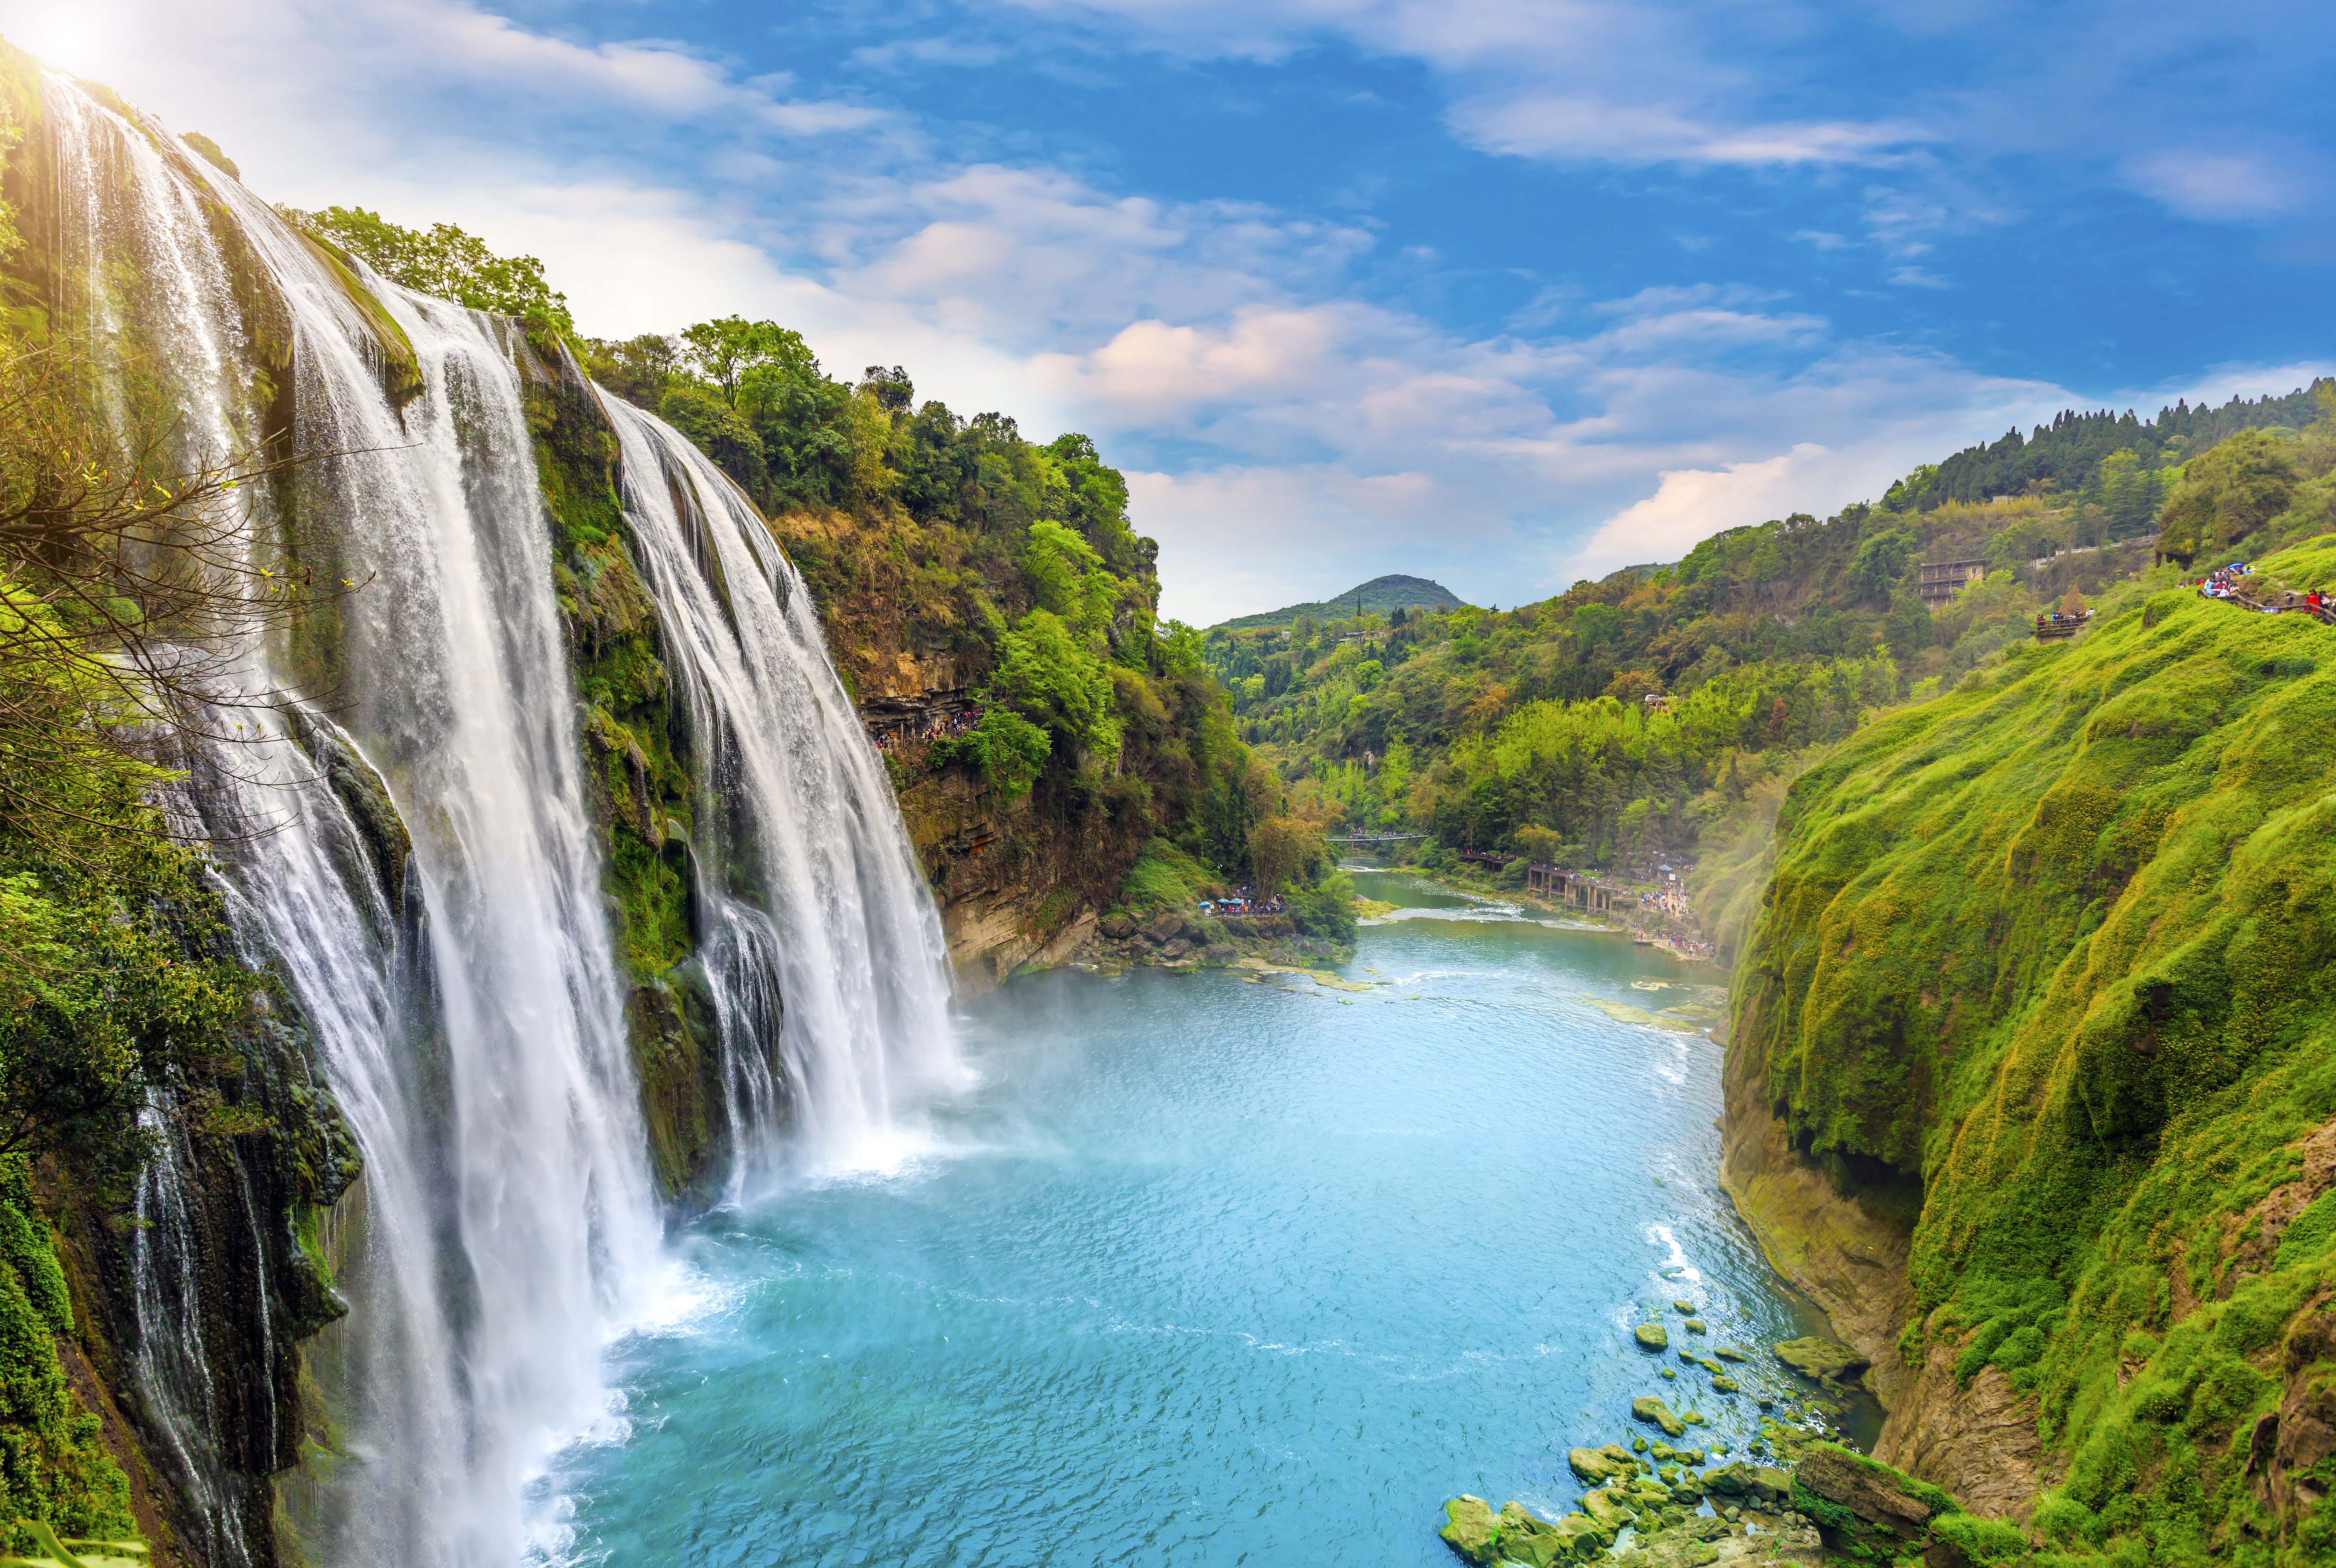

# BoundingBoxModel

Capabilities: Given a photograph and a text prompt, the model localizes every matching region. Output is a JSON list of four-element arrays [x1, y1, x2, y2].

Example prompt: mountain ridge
[[1211, 573, 1464, 631]]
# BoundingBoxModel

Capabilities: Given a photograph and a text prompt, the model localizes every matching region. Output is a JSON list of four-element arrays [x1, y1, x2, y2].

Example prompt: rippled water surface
[[550, 871, 1864, 1565]]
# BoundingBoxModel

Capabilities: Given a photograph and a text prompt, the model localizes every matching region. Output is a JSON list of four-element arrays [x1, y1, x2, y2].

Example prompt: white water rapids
[[42, 72, 957, 1568]]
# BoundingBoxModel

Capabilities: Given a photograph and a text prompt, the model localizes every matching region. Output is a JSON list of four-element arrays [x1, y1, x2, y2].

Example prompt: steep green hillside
[[1211, 573, 1462, 631], [1732, 535, 2336, 1564]]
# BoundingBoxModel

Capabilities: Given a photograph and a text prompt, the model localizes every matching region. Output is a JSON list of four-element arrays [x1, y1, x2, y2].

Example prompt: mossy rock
[[1673, 1298, 1697, 1312], [1683, 1318, 1706, 1333], [1711, 1375, 1739, 1392], [1713, 1345, 1747, 1362], [1635, 1322, 1670, 1350], [1568, 1446, 1630, 1485], [1633, 1395, 1688, 1437], [1771, 1336, 1868, 1385]]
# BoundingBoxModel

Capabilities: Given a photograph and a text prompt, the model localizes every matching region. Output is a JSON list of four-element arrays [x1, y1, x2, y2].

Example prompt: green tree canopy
[[285, 207, 574, 335]]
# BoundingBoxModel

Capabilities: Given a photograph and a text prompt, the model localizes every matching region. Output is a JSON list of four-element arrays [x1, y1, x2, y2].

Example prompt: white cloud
[[1453, 93, 1923, 169], [22, 0, 2126, 629], [1569, 445, 1837, 577], [2121, 150, 2302, 222]]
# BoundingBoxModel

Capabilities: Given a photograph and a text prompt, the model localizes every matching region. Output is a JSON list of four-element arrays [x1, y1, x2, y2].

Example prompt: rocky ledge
[[1082, 907, 1344, 972]]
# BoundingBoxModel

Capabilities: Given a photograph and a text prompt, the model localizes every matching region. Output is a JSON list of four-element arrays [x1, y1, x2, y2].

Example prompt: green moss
[[0, 1157, 133, 1543], [1733, 536, 2336, 1562]]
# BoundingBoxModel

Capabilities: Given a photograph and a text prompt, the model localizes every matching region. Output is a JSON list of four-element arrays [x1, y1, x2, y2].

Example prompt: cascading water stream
[[47, 75, 661, 1567], [41, 64, 962, 1568], [598, 396, 961, 1185]]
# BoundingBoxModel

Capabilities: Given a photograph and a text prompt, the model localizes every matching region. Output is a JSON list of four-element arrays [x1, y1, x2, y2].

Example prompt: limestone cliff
[[1722, 535, 2336, 1564]]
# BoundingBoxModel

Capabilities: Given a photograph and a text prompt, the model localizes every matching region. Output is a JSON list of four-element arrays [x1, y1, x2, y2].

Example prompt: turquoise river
[[543, 869, 1873, 1565]]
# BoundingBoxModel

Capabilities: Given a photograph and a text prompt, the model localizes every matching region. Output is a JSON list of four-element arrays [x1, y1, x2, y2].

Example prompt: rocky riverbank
[[1440, 1428, 2022, 1568]]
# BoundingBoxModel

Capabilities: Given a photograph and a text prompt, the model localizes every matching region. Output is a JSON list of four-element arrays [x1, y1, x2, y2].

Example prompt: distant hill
[[1212, 574, 1465, 631]]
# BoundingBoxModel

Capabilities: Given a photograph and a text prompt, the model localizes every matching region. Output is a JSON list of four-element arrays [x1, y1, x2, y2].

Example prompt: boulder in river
[[1713, 1345, 1747, 1362], [1635, 1323, 1670, 1350], [1711, 1375, 1739, 1393], [1702, 1461, 1793, 1507], [1633, 1395, 1688, 1437], [1683, 1319, 1706, 1334], [1771, 1336, 1870, 1387], [1580, 1489, 1627, 1532], [1673, 1299, 1696, 1313], [1438, 1498, 1612, 1567], [1568, 1447, 1628, 1485]]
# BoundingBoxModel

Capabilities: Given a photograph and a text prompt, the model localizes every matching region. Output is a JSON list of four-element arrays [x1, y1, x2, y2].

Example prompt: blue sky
[[16, 0, 2336, 622]]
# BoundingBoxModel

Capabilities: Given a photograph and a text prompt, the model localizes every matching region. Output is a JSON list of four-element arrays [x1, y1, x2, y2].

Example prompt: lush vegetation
[[284, 205, 576, 338], [565, 313, 1332, 917], [1901, 384, 2329, 514], [1734, 529, 2336, 1566], [0, 251, 295, 1553], [1203, 392, 2336, 951]]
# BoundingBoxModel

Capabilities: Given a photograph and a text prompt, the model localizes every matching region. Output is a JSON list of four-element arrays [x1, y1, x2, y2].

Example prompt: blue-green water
[[547, 871, 1867, 1565]]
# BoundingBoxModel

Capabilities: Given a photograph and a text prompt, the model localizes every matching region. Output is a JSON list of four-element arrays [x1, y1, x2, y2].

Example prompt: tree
[[861, 365, 914, 415], [583, 335, 679, 410], [1246, 814, 1317, 894], [933, 706, 1050, 797], [2154, 429, 2298, 564], [1883, 589, 1933, 661], [656, 386, 767, 494], [285, 207, 574, 336], [679, 317, 813, 406]]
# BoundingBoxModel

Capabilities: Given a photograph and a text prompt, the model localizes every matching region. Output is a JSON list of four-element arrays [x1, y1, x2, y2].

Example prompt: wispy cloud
[[2120, 150, 2303, 222]]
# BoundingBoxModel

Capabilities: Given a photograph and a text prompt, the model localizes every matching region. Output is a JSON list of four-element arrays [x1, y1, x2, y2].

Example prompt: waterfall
[[39, 62, 960, 1568], [599, 398, 961, 1187], [47, 75, 660, 1567]]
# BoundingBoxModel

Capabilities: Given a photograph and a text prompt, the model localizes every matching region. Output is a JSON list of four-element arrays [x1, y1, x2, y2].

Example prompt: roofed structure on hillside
[[1918, 559, 1989, 606]]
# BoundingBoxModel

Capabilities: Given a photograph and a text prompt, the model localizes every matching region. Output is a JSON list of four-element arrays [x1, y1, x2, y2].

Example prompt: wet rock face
[[1788, 1442, 1959, 1561], [1704, 1461, 1794, 1507], [1438, 1497, 1616, 1567]]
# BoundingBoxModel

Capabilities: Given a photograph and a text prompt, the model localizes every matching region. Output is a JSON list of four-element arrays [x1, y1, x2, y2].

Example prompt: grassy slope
[[1733, 536, 2336, 1564]]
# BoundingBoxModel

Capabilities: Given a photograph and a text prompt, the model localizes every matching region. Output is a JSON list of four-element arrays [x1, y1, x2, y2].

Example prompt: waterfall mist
[[40, 67, 956, 1568]]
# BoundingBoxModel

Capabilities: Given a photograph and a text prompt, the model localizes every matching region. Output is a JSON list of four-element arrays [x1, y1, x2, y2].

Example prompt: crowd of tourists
[[1200, 887, 1284, 916], [1633, 927, 1715, 960], [870, 707, 983, 751], [2195, 563, 2335, 622]]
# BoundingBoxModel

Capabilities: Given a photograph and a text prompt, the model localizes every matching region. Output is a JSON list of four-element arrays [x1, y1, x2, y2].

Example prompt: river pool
[[543, 869, 1869, 1565]]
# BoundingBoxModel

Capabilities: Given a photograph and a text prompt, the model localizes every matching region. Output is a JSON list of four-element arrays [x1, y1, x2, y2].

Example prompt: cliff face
[[764, 504, 1239, 992], [1722, 534, 2336, 1564]]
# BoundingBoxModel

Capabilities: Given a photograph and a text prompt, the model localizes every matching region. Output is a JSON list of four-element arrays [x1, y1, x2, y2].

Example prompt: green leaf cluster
[[283, 205, 575, 338]]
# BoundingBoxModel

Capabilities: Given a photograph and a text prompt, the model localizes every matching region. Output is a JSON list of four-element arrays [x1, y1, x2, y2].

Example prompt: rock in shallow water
[[1633, 1395, 1688, 1437], [1771, 1336, 1870, 1386], [1635, 1322, 1670, 1350]]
